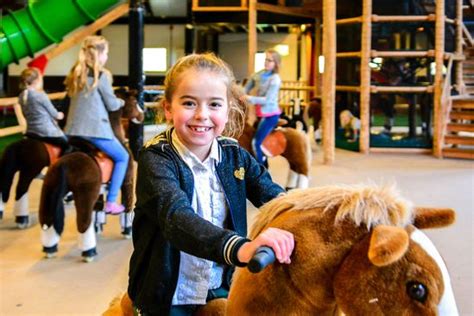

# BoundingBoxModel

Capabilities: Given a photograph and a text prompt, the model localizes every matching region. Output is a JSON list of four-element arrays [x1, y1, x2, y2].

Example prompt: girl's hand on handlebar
[[237, 227, 294, 264]]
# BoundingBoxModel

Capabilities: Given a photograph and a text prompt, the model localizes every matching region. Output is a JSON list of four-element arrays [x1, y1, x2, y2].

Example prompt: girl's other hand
[[57, 112, 65, 120], [237, 227, 294, 264]]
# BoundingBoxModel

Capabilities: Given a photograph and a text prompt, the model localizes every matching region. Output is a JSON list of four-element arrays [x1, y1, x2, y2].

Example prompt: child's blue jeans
[[84, 136, 129, 202], [252, 114, 280, 164]]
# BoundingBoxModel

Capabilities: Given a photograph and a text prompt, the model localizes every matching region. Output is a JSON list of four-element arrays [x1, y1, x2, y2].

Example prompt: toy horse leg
[[93, 192, 107, 234], [285, 170, 309, 190], [41, 225, 61, 258], [286, 170, 298, 191], [296, 174, 309, 189], [13, 193, 29, 229], [74, 183, 101, 262], [14, 165, 43, 228], [78, 220, 97, 263], [120, 211, 134, 239]]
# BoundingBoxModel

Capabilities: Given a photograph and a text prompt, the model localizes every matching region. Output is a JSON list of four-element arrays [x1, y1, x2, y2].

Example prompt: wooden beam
[[336, 16, 362, 25], [256, 3, 318, 18], [455, 0, 464, 94], [314, 17, 321, 96], [336, 51, 361, 58], [371, 50, 435, 58], [371, 14, 434, 22], [192, 6, 248, 12], [359, 0, 372, 154], [433, 0, 445, 157], [322, 0, 336, 164], [248, 0, 257, 76], [45, 3, 130, 60], [336, 85, 361, 92], [370, 86, 434, 93]]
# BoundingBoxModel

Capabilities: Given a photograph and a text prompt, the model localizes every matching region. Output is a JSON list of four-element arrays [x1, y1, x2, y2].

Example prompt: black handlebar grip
[[247, 246, 276, 273]]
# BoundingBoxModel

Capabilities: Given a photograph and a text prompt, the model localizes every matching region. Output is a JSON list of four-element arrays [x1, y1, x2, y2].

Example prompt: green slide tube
[[0, 0, 122, 70]]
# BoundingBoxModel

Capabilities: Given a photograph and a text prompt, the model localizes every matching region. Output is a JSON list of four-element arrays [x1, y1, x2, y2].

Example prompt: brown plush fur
[[226, 184, 454, 315], [413, 207, 456, 229], [368, 225, 409, 266], [106, 184, 455, 315]]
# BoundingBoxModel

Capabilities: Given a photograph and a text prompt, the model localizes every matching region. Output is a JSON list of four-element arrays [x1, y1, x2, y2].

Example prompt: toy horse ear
[[413, 207, 456, 229], [368, 225, 409, 267]]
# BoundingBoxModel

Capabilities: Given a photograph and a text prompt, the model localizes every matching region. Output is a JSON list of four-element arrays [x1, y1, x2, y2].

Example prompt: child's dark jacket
[[128, 128, 284, 314]]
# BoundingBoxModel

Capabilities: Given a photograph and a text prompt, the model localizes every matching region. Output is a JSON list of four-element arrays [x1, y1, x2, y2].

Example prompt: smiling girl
[[127, 53, 294, 315]]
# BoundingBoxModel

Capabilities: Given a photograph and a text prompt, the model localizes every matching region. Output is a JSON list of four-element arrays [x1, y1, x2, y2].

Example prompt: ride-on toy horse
[[239, 122, 311, 190], [39, 90, 144, 262], [104, 183, 457, 315], [0, 137, 62, 228]]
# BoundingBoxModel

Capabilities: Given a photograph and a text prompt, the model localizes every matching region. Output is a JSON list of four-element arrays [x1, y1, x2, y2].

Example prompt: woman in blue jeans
[[244, 49, 282, 165], [64, 36, 128, 215]]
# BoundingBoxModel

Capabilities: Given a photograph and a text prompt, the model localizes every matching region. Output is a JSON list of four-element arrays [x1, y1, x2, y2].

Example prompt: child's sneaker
[[105, 202, 125, 215]]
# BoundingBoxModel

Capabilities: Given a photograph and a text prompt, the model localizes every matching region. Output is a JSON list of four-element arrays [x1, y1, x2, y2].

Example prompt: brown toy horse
[[38, 89, 144, 262], [104, 184, 458, 316], [0, 138, 59, 228], [239, 122, 311, 190]]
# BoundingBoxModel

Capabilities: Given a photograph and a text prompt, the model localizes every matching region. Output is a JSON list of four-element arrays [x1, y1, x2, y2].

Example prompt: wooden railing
[[279, 80, 315, 111], [435, 55, 455, 155], [0, 92, 66, 137]]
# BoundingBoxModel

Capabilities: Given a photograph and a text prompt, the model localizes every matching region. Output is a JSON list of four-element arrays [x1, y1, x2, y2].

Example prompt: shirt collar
[[171, 129, 220, 166]]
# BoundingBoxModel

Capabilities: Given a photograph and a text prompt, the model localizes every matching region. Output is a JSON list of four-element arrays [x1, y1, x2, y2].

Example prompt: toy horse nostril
[[406, 282, 428, 302]]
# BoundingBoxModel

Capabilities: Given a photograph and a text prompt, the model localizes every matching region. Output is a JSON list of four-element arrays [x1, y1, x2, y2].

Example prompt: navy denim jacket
[[128, 128, 284, 314]]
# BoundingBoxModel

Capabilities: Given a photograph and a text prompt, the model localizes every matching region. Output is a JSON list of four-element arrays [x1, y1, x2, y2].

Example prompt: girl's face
[[98, 46, 109, 66], [264, 52, 276, 72], [165, 69, 229, 161]]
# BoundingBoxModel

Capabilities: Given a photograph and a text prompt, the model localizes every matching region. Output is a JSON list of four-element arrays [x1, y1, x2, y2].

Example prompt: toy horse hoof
[[15, 216, 29, 229], [44, 252, 57, 259], [43, 244, 58, 259], [63, 192, 74, 204], [82, 248, 97, 263], [95, 223, 104, 235], [121, 227, 132, 239]]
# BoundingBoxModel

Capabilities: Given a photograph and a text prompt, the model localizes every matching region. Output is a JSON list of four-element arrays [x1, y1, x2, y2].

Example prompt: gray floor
[[0, 146, 472, 315]]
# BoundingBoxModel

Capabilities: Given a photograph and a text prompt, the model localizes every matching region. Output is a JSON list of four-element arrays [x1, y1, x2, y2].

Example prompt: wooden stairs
[[441, 35, 474, 159], [442, 97, 474, 159]]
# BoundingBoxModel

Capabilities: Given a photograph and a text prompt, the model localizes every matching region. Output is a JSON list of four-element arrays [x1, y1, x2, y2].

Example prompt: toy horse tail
[[39, 162, 67, 235], [0, 142, 20, 202]]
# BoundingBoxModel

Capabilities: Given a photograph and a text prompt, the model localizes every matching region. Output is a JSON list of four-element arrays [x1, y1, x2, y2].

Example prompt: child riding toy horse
[[104, 183, 458, 315], [239, 121, 311, 190], [38, 89, 143, 262]]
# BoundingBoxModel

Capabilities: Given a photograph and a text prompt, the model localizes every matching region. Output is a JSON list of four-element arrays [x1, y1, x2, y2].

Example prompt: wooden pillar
[[322, 0, 336, 164], [314, 18, 321, 96], [359, 0, 372, 154], [433, 0, 445, 157], [248, 0, 257, 76], [455, 0, 463, 94]]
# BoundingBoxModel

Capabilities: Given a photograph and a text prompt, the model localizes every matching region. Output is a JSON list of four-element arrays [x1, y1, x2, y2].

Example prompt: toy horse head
[[227, 184, 457, 316]]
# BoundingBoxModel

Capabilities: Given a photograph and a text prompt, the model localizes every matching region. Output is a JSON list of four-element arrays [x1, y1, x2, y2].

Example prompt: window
[[254, 52, 266, 72], [143, 48, 167, 73]]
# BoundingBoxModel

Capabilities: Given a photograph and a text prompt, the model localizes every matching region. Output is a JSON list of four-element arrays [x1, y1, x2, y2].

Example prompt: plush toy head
[[226, 184, 457, 316]]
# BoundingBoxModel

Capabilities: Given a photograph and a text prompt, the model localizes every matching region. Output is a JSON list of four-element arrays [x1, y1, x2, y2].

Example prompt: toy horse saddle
[[262, 130, 287, 157], [68, 137, 113, 183], [43, 143, 62, 165]]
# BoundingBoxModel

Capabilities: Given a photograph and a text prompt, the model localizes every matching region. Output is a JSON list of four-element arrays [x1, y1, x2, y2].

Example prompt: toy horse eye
[[406, 282, 428, 302]]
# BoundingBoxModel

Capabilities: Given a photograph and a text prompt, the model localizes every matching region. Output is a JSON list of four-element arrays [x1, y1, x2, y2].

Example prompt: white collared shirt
[[171, 131, 228, 305]]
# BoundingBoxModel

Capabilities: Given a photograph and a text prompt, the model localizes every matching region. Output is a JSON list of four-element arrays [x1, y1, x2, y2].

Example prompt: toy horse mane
[[250, 184, 414, 238]]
